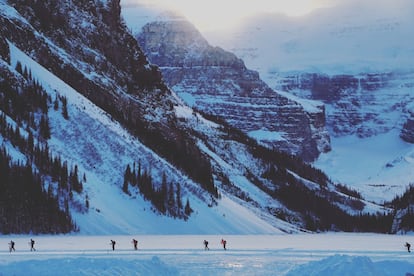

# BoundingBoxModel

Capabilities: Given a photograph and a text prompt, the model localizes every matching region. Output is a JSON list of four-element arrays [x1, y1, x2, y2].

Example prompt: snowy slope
[[6, 41, 289, 235], [315, 130, 414, 203]]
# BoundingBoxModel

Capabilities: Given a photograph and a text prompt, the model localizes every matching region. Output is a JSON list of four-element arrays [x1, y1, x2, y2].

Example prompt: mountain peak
[[137, 19, 331, 161]]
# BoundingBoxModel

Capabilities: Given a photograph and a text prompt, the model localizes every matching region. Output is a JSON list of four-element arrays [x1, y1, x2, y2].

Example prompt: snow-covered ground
[[0, 234, 413, 275], [315, 129, 414, 203]]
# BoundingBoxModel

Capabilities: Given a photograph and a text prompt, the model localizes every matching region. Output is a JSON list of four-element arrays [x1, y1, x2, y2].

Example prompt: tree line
[[123, 162, 193, 219], [0, 63, 84, 233], [275, 177, 392, 232], [387, 185, 414, 232], [0, 146, 77, 233], [196, 108, 395, 232], [11, 0, 216, 199]]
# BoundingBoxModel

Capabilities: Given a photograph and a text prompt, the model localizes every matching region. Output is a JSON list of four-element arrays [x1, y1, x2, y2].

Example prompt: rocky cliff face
[[137, 20, 330, 161], [199, 0, 414, 144], [274, 71, 414, 140], [3, 0, 173, 124]]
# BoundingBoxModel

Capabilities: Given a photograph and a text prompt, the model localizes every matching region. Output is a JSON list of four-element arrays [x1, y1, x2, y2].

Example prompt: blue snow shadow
[[286, 254, 414, 276]]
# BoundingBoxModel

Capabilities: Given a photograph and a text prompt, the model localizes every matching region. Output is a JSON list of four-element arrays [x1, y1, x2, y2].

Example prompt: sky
[[123, 0, 335, 31]]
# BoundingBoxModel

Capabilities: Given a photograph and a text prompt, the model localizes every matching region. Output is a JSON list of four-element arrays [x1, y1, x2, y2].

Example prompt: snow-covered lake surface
[[1, 234, 414, 275]]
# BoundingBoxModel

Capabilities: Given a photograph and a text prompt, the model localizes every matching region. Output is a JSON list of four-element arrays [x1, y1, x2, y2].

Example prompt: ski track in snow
[[1, 234, 414, 275]]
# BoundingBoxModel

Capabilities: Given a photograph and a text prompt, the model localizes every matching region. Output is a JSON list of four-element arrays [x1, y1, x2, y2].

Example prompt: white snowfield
[[0, 234, 413, 275]]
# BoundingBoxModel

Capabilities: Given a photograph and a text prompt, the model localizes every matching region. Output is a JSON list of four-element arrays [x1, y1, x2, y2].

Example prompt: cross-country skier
[[110, 240, 116, 251], [405, 242, 411, 253], [204, 240, 209, 250], [132, 239, 138, 250], [30, 239, 36, 251], [9, 240, 15, 252], [221, 239, 227, 250]]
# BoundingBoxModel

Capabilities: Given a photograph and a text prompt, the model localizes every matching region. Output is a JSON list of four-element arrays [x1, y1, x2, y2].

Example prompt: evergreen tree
[[27, 130, 34, 153], [59, 161, 69, 190], [22, 66, 28, 79], [70, 165, 82, 193], [85, 194, 90, 210], [136, 160, 141, 186], [53, 95, 59, 110], [167, 182, 175, 215], [123, 164, 131, 194], [15, 61, 22, 74], [184, 198, 193, 216], [156, 174, 168, 214], [122, 178, 129, 194], [176, 183, 183, 211], [61, 96, 69, 119], [39, 115, 51, 140]]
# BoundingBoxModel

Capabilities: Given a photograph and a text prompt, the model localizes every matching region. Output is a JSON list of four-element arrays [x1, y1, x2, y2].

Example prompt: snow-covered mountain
[[191, 0, 414, 202], [121, 3, 332, 162], [0, 1, 381, 234], [136, 20, 330, 162], [2, 0, 411, 235], [0, 0, 289, 234]]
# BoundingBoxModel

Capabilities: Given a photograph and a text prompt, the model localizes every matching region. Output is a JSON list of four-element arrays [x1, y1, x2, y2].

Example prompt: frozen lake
[[1, 234, 414, 275]]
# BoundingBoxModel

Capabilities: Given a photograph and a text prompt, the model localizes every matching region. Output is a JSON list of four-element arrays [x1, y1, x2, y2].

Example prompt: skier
[[221, 239, 227, 250], [132, 239, 138, 250], [110, 240, 116, 251], [405, 242, 411, 253], [204, 240, 209, 250], [30, 239, 36, 251], [9, 240, 15, 252]]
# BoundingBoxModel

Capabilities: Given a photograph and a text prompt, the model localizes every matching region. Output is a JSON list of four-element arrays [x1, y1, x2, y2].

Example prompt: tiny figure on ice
[[221, 239, 227, 250], [405, 242, 411, 253], [110, 240, 116, 251], [9, 240, 15, 252], [132, 239, 138, 250], [30, 239, 36, 251], [203, 239, 209, 250]]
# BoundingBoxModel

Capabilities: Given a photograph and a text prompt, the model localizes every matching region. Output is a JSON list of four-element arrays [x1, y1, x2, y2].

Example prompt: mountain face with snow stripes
[[136, 20, 331, 162], [0, 0, 411, 234]]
